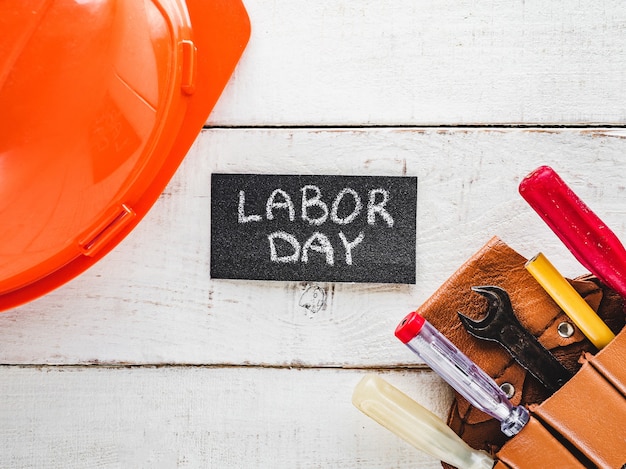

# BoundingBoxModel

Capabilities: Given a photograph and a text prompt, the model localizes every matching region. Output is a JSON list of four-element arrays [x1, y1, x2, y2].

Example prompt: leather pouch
[[496, 417, 587, 469], [415, 236, 625, 467], [529, 332, 626, 468]]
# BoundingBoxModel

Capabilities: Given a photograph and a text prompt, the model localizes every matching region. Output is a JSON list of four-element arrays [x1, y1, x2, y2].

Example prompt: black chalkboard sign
[[210, 174, 417, 284]]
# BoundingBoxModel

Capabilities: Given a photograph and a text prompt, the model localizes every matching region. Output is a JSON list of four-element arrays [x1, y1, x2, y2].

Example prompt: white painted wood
[[209, 0, 626, 126], [2, 128, 625, 366], [0, 366, 453, 469], [5, 2, 626, 466]]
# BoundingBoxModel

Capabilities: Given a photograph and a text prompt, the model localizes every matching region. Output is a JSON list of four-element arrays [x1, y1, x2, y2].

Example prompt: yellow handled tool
[[352, 374, 494, 469], [525, 252, 615, 350]]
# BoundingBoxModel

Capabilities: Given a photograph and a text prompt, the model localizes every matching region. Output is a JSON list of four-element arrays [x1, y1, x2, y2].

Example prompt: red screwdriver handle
[[519, 165, 626, 299]]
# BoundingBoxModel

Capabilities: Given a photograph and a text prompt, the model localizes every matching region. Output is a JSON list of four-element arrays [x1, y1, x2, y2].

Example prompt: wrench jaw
[[457, 285, 512, 340], [457, 311, 496, 342], [459, 284, 574, 394], [471, 285, 513, 318]]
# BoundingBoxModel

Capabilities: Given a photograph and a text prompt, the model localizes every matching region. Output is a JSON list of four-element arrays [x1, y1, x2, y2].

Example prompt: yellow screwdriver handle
[[353, 374, 494, 469], [526, 252, 615, 350]]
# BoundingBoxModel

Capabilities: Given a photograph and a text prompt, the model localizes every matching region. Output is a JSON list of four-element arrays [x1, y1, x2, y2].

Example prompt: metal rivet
[[500, 382, 515, 399], [558, 322, 575, 338]]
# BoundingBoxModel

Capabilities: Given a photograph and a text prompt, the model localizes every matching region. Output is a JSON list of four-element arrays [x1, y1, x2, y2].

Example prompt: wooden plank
[[210, 0, 626, 126], [2, 128, 626, 366], [0, 366, 452, 469]]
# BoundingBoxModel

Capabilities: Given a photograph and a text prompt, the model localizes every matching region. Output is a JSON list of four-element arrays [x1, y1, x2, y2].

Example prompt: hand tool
[[458, 285, 573, 393], [526, 253, 615, 350], [353, 374, 495, 469], [396, 312, 529, 436], [519, 165, 626, 299]]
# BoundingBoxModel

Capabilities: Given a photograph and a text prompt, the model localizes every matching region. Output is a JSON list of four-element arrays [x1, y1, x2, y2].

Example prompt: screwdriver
[[526, 252, 615, 350], [395, 312, 529, 437], [353, 374, 494, 469], [519, 165, 626, 299]]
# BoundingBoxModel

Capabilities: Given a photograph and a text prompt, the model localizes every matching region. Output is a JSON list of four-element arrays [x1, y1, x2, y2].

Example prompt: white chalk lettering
[[331, 188, 362, 225], [367, 188, 394, 227], [266, 189, 295, 221], [338, 231, 364, 265], [244, 183, 398, 267], [268, 231, 300, 263], [301, 232, 334, 265], [301, 185, 329, 226], [238, 190, 262, 223], [240, 185, 396, 228], [267, 231, 366, 265]]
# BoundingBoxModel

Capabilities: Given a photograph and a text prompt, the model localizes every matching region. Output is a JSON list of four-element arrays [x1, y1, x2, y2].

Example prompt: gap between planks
[[202, 123, 626, 130], [0, 363, 431, 371]]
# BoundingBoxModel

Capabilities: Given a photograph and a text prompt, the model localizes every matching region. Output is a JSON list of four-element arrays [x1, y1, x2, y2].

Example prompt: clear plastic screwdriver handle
[[396, 312, 529, 437]]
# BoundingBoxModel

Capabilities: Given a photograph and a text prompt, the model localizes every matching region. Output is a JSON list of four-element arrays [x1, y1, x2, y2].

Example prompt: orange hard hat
[[0, 0, 250, 311]]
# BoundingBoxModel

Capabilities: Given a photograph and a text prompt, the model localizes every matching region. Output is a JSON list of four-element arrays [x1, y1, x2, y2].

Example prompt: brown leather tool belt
[[416, 236, 625, 468]]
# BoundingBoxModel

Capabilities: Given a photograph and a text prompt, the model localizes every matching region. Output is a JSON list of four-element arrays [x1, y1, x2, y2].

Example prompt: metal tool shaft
[[458, 285, 573, 393]]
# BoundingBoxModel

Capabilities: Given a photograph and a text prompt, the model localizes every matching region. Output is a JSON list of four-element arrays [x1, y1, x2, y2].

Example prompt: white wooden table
[[3, 1, 626, 467]]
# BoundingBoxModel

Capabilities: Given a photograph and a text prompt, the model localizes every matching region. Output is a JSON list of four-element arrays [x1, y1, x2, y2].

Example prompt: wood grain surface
[[210, 0, 626, 126], [0, 367, 452, 469], [3, 1, 626, 467]]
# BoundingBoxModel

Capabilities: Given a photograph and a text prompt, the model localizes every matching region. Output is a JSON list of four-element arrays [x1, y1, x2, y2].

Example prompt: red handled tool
[[519, 165, 626, 299]]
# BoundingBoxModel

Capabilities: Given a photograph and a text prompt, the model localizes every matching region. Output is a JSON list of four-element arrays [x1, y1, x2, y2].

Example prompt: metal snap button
[[500, 382, 515, 399], [557, 322, 575, 338]]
